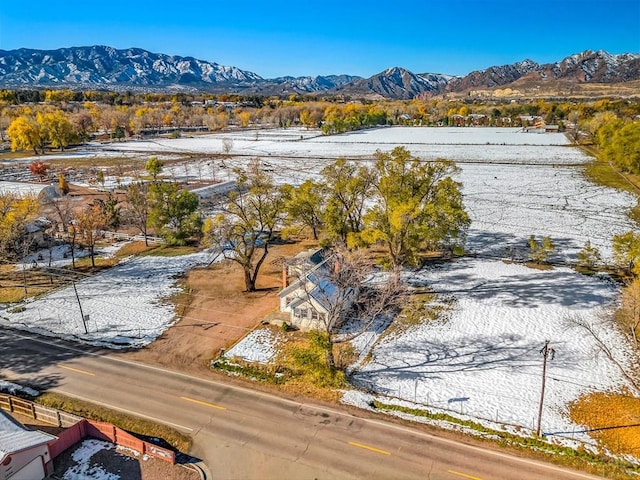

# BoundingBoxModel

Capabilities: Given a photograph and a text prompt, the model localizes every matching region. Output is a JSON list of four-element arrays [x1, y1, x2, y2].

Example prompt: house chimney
[[282, 264, 288, 289]]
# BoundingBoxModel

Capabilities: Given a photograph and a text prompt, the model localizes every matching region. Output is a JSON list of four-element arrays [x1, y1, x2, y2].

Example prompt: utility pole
[[537, 340, 555, 436], [71, 279, 88, 334]]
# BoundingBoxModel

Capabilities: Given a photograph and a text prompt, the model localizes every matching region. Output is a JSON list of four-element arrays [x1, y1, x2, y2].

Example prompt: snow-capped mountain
[[0, 46, 263, 89], [334, 67, 456, 100], [443, 59, 540, 92], [241, 74, 362, 95], [541, 50, 640, 82], [444, 51, 640, 93], [0, 46, 638, 98]]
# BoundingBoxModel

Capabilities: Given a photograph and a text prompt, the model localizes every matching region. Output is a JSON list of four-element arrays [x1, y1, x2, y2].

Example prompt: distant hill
[[240, 74, 362, 96], [332, 67, 455, 100], [0, 46, 263, 91], [0, 46, 638, 99]]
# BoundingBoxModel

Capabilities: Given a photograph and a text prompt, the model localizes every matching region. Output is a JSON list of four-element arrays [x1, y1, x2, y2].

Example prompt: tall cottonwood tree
[[281, 180, 325, 240], [361, 147, 470, 267], [7, 116, 45, 154], [320, 159, 374, 245], [37, 110, 75, 151], [204, 159, 284, 292]]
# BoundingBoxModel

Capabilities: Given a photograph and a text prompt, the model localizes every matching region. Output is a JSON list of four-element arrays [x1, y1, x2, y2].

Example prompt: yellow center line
[[447, 470, 484, 480], [348, 441, 391, 456], [180, 396, 227, 411], [58, 364, 95, 376]]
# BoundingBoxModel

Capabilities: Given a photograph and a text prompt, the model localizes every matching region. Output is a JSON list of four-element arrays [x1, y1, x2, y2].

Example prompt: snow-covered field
[[0, 250, 214, 347], [2, 126, 638, 453], [44, 126, 631, 261], [351, 259, 629, 442], [462, 163, 636, 261], [75, 127, 586, 165], [224, 328, 282, 364]]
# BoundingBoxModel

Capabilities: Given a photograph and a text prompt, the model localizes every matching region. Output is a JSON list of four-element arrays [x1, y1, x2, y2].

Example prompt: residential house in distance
[[0, 410, 56, 480], [279, 249, 359, 331]]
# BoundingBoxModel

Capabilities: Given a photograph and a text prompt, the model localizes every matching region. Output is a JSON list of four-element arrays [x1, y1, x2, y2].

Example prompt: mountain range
[[0, 46, 638, 99]]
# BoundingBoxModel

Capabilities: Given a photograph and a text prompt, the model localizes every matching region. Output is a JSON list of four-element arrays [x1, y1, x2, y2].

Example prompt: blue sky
[[1, 0, 638, 78]]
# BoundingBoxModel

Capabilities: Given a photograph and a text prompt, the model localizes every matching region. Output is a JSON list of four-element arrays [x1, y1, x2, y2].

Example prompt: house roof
[[0, 410, 56, 462], [307, 274, 339, 312], [279, 278, 302, 298]]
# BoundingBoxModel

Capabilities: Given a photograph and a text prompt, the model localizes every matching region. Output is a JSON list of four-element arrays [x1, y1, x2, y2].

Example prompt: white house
[[279, 249, 358, 331], [0, 410, 56, 480]]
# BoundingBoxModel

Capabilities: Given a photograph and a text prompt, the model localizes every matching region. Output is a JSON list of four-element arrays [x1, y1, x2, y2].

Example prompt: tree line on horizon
[[2, 88, 640, 154]]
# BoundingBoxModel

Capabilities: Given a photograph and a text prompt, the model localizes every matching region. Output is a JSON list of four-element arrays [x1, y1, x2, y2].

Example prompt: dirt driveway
[[120, 241, 313, 375]]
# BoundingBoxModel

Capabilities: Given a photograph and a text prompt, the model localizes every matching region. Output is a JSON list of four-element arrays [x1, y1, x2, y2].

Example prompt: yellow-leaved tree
[[0, 193, 39, 261], [37, 109, 75, 151], [7, 115, 45, 154]]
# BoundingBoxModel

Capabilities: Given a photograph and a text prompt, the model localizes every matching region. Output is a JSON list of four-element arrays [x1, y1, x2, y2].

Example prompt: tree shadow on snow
[[353, 335, 580, 388]]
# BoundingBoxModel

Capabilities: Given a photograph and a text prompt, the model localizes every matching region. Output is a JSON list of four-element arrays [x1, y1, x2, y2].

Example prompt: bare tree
[[618, 278, 640, 346], [564, 312, 640, 395], [222, 137, 233, 157], [290, 246, 408, 369], [43, 197, 74, 236], [75, 204, 107, 268], [125, 182, 150, 246]]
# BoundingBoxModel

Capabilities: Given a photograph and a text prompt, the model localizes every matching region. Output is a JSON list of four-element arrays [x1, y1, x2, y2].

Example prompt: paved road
[[0, 328, 605, 479]]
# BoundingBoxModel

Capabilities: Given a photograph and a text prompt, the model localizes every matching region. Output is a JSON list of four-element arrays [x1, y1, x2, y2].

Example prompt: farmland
[[1, 125, 639, 461]]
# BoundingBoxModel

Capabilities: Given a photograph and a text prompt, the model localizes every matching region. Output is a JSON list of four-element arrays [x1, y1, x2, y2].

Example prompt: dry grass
[[0, 264, 70, 303], [114, 241, 158, 257], [38, 392, 193, 453], [0, 241, 156, 304], [277, 377, 343, 402], [570, 390, 640, 458]]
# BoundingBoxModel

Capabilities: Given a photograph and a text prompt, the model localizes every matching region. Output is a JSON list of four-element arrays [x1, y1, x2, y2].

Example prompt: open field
[[1, 126, 639, 463]]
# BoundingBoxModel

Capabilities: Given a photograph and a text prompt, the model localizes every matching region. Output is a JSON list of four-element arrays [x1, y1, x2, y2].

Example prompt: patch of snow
[[224, 328, 281, 364], [0, 380, 39, 397], [63, 439, 120, 480]]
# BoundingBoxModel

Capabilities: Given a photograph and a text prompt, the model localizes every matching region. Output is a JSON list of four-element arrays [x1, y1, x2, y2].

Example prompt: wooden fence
[[0, 394, 81, 427], [0, 394, 176, 464]]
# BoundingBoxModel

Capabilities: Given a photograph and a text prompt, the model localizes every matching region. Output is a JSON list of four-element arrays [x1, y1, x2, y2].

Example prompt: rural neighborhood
[[1, 12, 640, 479]]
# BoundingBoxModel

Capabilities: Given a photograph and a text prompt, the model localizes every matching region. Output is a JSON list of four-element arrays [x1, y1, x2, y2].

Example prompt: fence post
[[8, 396, 13, 412], [31, 402, 36, 419]]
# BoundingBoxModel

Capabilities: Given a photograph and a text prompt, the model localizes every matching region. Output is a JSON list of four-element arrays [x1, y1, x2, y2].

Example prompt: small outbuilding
[[0, 410, 56, 480]]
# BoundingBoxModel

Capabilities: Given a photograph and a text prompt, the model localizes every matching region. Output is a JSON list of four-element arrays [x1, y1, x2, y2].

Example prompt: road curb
[[189, 460, 212, 480]]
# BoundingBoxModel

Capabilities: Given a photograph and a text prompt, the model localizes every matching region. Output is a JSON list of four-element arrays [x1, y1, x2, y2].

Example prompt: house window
[[311, 309, 319, 320], [294, 308, 302, 318], [285, 296, 293, 306], [299, 308, 308, 318]]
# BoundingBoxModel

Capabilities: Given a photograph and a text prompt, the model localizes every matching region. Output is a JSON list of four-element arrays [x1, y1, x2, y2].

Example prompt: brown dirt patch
[[120, 241, 316, 375]]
